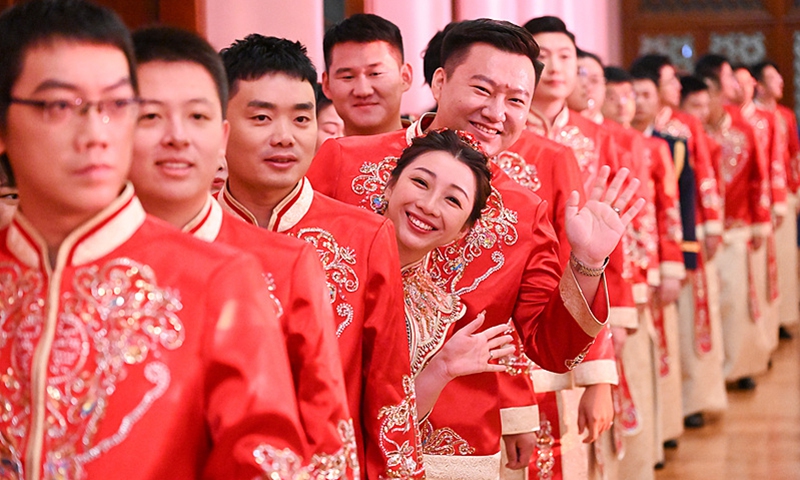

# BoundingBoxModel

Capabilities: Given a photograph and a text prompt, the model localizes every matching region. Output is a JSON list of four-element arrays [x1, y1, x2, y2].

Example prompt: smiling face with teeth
[[131, 60, 228, 225], [428, 43, 537, 157], [383, 150, 476, 266]]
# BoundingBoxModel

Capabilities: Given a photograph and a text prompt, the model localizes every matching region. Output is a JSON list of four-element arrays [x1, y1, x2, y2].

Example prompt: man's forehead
[[330, 40, 402, 65]]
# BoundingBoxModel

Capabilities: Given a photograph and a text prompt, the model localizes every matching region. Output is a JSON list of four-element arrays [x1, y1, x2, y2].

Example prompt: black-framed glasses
[[8, 97, 140, 124]]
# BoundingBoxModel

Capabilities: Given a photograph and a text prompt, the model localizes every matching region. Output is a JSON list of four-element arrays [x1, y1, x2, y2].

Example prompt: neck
[[399, 246, 423, 268], [17, 189, 116, 267], [228, 175, 299, 227], [631, 116, 652, 133], [530, 97, 566, 125], [755, 94, 777, 110], [707, 104, 726, 128], [344, 116, 403, 137], [138, 194, 206, 230]]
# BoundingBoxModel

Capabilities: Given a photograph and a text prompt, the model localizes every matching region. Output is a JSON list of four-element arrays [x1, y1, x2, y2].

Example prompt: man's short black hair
[[751, 60, 780, 83], [323, 14, 404, 71], [314, 83, 332, 115], [629, 54, 672, 86], [680, 75, 708, 103], [133, 26, 229, 115], [577, 48, 604, 68], [423, 22, 458, 87], [695, 53, 729, 87], [604, 66, 633, 85], [220, 34, 317, 98], [439, 19, 543, 85], [522, 16, 576, 45], [0, 0, 137, 129]]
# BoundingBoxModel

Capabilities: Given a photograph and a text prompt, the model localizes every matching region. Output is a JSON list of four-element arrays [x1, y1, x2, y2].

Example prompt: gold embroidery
[[660, 118, 692, 140], [402, 258, 465, 377], [419, 420, 475, 456], [0, 258, 184, 478], [308, 419, 361, 479], [253, 444, 310, 480], [263, 272, 284, 318], [493, 151, 542, 193], [351, 156, 398, 212], [377, 375, 424, 478], [556, 125, 597, 178], [533, 418, 555, 479], [429, 186, 518, 295], [293, 229, 359, 338]]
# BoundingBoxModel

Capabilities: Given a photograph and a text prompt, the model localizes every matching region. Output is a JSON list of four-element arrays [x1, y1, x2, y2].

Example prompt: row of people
[[0, 1, 645, 479]]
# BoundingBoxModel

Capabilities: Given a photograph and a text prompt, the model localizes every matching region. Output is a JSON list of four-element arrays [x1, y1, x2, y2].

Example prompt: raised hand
[[566, 165, 645, 267], [435, 313, 516, 380]]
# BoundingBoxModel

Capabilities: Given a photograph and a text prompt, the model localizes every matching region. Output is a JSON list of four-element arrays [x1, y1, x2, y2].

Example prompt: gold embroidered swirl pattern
[[493, 151, 542, 193]]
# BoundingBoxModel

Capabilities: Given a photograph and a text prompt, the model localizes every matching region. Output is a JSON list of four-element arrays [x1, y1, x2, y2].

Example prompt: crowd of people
[[0, 0, 796, 479]]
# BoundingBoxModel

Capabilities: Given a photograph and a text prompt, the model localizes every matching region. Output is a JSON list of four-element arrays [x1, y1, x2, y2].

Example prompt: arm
[[201, 256, 308, 479]]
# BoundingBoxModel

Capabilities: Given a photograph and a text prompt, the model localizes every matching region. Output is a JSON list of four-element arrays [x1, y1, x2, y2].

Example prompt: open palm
[[566, 166, 645, 266]]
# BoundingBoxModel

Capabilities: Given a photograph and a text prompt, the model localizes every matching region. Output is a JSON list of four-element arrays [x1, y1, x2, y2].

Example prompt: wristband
[[570, 252, 609, 277]]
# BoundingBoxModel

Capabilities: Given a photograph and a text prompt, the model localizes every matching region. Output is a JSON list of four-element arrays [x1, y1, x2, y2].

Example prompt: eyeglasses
[[8, 97, 140, 124]]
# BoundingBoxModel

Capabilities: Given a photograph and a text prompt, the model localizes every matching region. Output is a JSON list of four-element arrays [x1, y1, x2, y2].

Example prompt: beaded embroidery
[[377, 375, 424, 478], [0, 258, 184, 478], [292, 229, 359, 338], [418, 420, 475, 456], [402, 258, 465, 377], [492, 151, 542, 193]]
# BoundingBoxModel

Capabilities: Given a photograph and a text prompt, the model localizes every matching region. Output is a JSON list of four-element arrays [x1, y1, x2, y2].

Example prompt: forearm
[[413, 358, 451, 420]]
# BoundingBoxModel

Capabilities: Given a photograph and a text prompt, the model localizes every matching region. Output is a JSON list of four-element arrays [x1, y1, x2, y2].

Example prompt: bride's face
[[384, 150, 476, 265]]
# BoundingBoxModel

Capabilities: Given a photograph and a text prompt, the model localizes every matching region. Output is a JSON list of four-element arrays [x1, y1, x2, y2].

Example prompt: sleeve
[[283, 243, 358, 476], [200, 255, 309, 480], [361, 220, 424, 479], [572, 326, 619, 387], [652, 140, 686, 280], [749, 128, 773, 236], [766, 113, 788, 217], [512, 201, 610, 374], [688, 122, 724, 236], [498, 328, 540, 436], [784, 109, 800, 193], [308, 137, 344, 199]]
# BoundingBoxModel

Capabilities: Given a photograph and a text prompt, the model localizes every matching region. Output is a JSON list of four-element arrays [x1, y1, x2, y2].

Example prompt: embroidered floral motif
[[402, 258, 465, 377], [429, 187, 518, 294], [493, 151, 542, 193], [377, 375, 423, 478], [0, 258, 184, 479], [709, 125, 749, 186], [556, 126, 597, 179], [293, 229, 359, 337], [351, 156, 398, 212], [564, 341, 593, 370], [628, 201, 658, 272], [533, 417, 555, 479], [308, 419, 361, 480], [418, 420, 475, 456], [253, 420, 359, 480]]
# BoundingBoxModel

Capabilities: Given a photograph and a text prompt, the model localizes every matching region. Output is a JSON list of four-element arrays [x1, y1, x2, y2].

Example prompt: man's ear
[[400, 63, 413, 93], [219, 119, 231, 160], [431, 67, 446, 103], [321, 70, 332, 98]]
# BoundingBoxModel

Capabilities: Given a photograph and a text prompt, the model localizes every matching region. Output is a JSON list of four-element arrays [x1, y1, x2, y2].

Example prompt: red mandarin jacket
[[216, 180, 422, 480], [706, 107, 772, 234], [756, 101, 800, 195], [0, 186, 308, 480], [183, 196, 358, 478], [740, 101, 788, 217], [309, 117, 610, 465]]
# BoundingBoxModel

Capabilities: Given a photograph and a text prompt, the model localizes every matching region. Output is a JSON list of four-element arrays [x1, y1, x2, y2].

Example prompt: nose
[[163, 114, 189, 147], [416, 192, 439, 217], [75, 107, 111, 151], [481, 95, 506, 123], [270, 118, 295, 147], [352, 74, 373, 97]]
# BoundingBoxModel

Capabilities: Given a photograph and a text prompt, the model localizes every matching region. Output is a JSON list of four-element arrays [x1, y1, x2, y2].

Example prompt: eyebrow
[[140, 98, 214, 107], [412, 166, 471, 199], [247, 100, 314, 111], [471, 74, 531, 99], [33, 77, 132, 94]]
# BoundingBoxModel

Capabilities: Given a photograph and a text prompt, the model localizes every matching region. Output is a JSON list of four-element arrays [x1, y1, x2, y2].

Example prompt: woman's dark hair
[[388, 129, 492, 228]]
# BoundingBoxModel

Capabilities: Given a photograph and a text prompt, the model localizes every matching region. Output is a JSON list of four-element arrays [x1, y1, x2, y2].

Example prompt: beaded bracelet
[[569, 252, 609, 277]]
